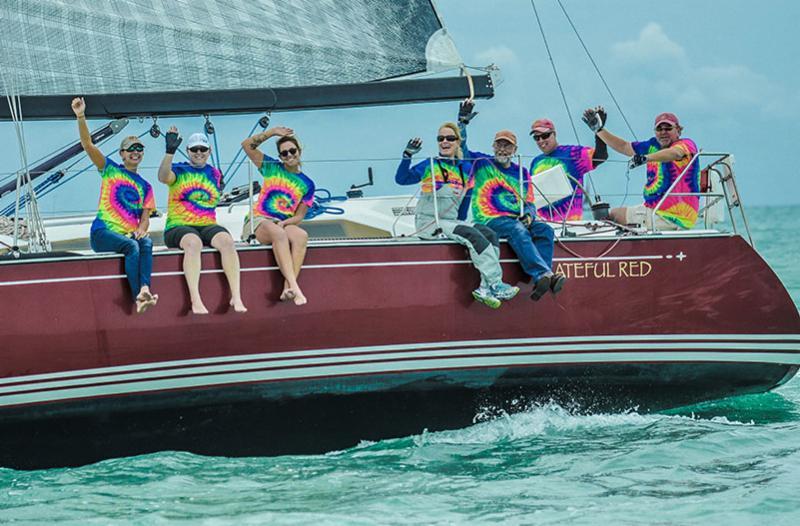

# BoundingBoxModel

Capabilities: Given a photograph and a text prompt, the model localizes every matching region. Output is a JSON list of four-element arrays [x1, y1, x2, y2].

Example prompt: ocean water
[[1, 206, 798, 525]]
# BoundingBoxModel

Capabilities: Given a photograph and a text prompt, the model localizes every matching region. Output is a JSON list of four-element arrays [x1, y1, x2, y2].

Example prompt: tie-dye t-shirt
[[165, 163, 222, 230], [632, 137, 699, 229], [531, 145, 595, 222], [394, 157, 473, 220], [90, 157, 155, 234], [468, 155, 535, 225], [252, 155, 315, 221]]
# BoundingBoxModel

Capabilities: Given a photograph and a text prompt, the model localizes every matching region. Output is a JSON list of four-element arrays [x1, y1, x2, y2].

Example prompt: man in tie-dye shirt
[[242, 126, 315, 306], [72, 97, 158, 314], [158, 128, 247, 315], [468, 130, 566, 301], [529, 115, 608, 222], [584, 109, 700, 230]]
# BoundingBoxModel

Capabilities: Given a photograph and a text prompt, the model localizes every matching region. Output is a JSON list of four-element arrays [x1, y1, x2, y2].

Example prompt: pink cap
[[493, 129, 518, 146], [530, 118, 555, 134], [654, 112, 680, 128]]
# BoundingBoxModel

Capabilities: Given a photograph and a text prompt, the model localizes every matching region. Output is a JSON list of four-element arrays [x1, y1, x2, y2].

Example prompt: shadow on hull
[[1, 362, 795, 470]]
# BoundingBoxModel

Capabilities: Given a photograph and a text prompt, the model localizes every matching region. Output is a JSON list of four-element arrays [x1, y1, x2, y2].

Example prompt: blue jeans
[[90, 229, 153, 298], [487, 210, 554, 281]]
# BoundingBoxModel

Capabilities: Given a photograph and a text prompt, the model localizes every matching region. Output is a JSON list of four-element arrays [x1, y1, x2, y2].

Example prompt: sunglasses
[[279, 147, 298, 158], [437, 135, 459, 143], [188, 146, 209, 153], [531, 132, 553, 141], [655, 125, 675, 132], [122, 144, 144, 152]]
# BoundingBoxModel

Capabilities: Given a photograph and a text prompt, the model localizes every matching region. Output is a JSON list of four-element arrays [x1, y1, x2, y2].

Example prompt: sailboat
[[0, 1, 798, 470]]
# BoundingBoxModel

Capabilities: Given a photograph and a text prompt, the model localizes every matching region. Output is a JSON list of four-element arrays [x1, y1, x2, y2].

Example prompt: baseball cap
[[530, 118, 555, 134], [654, 112, 680, 128], [120, 136, 144, 150], [493, 129, 518, 146], [187, 133, 210, 149]]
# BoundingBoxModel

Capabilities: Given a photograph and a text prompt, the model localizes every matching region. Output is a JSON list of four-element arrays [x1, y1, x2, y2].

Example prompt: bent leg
[[91, 229, 141, 300], [255, 221, 305, 305], [528, 221, 555, 270], [449, 222, 502, 289], [487, 216, 549, 280], [283, 225, 309, 305], [210, 231, 247, 312], [179, 233, 207, 314]]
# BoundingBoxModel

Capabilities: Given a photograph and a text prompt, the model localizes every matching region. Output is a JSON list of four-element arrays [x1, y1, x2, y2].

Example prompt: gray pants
[[415, 190, 503, 289]]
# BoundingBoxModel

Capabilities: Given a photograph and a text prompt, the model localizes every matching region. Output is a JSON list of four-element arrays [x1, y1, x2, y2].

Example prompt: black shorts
[[164, 224, 230, 248]]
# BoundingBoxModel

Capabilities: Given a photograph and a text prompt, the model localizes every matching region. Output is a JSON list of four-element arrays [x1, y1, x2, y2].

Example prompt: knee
[[474, 224, 499, 247], [182, 235, 203, 254], [120, 237, 139, 256], [287, 227, 308, 246], [213, 233, 235, 252], [453, 225, 490, 253], [533, 222, 555, 241]]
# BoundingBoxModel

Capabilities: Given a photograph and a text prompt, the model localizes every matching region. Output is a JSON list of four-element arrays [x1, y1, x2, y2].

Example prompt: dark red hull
[[1, 234, 798, 468]]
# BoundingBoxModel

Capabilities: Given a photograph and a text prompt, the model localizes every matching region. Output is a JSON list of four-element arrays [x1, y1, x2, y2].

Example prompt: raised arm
[[395, 138, 423, 185], [71, 97, 106, 171], [457, 98, 476, 158], [241, 126, 294, 168], [158, 126, 181, 185], [583, 106, 634, 157]]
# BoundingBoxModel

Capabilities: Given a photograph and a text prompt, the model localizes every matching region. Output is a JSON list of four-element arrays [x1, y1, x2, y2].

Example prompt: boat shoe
[[530, 273, 552, 301], [550, 273, 567, 295], [491, 282, 520, 301], [472, 287, 502, 309]]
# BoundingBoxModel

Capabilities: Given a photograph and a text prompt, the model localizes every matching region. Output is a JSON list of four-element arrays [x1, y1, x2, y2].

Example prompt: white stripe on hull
[[0, 334, 798, 408], [0, 254, 669, 287]]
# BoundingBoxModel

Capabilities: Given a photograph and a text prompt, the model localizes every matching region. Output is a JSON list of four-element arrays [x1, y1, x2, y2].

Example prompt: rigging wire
[[529, 0, 580, 144], [555, 0, 638, 140]]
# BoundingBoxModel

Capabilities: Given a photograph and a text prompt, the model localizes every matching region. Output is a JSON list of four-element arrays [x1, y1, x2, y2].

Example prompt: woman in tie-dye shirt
[[242, 126, 315, 306], [72, 97, 158, 314], [158, 127, 247, 315]]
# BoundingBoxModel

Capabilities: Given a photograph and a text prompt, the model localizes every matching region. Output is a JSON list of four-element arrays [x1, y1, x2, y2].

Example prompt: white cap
[[186, 133, 210, 149]]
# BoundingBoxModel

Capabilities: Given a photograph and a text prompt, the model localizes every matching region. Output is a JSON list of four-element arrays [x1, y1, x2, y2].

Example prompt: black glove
[[403, 137, 422, 158], [628, 154, 648, 169], [458, 99, 478, 125], [519, 212, 533, 227], [165, 131, 182, 154], [582, 107, 604, 133]]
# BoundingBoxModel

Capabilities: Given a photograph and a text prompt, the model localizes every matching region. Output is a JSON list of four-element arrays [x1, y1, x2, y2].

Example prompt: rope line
[[530, 0, 580, 144], [555, 0, 638, 140]]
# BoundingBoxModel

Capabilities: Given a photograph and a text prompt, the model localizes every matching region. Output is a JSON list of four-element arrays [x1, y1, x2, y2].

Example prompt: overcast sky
[[1, 0, 798, 217]]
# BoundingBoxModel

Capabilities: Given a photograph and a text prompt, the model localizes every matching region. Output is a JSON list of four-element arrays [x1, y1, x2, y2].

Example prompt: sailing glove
[[582, 107, 604, 133], [628, 154, 648, 169], [458, 100, 478, 125], [165, 131, 182, 154], [404, 138, 422, 158]]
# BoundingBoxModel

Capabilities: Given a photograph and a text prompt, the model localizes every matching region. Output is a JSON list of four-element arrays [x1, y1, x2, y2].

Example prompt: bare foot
[[230, 299, 248, 313], [292, 291, 307, 306], [136, 293, 158, 314], [279, 288, 296, 302], [191, 301, 209, 315]]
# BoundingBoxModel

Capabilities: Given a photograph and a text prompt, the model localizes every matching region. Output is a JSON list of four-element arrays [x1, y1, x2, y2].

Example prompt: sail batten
[[0, 0, 474, 118]]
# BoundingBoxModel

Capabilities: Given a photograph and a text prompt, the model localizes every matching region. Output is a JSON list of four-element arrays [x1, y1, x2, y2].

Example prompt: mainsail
[[0, 0, 493, 119]]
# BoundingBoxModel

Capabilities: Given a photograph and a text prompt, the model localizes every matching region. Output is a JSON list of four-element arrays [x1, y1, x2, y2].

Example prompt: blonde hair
[[438, 122, 463, 160]]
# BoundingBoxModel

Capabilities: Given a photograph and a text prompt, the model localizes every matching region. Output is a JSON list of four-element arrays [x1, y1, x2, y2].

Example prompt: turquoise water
[[1, 207, 798, 525]]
